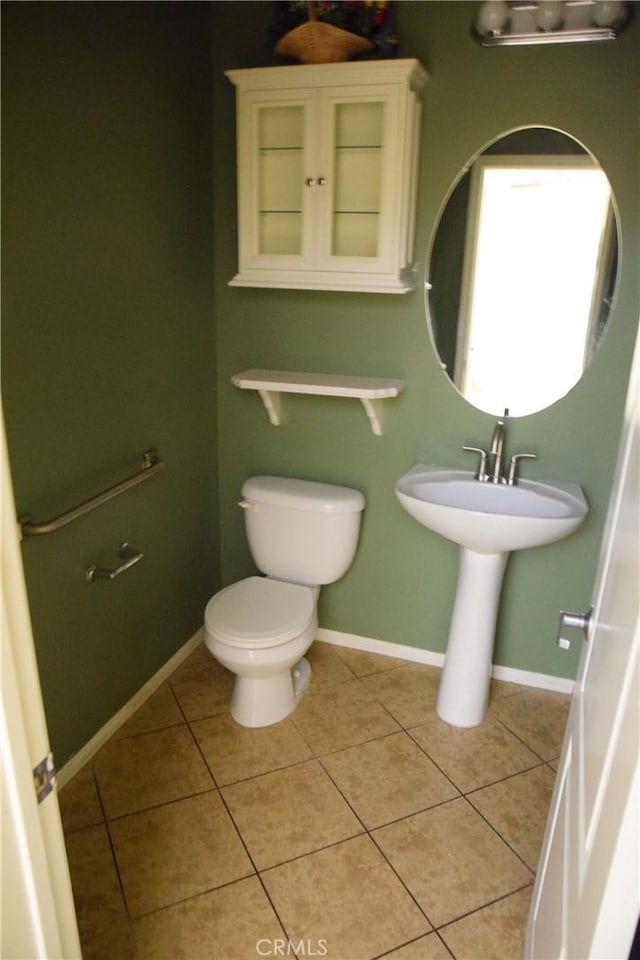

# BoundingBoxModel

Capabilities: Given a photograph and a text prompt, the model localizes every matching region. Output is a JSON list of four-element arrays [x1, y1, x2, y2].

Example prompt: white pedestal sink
[[395, 466, 588, 727]]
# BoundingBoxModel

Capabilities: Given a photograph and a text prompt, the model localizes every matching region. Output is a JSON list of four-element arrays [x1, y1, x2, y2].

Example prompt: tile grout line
[[371, 927, 455, 960], [435, 879, 536, 933], [299, 709, 443, 936], [90, 766, 141, 958], [104, 709, 298, 949], [183, 670, 443, 951], [305, 694, 543, 939], [401, 706, 543, 879], [184, 711, 301, 951], [463, 790, 540, 877], [491, 712, 558, 763], [62, 646, 565, 958]]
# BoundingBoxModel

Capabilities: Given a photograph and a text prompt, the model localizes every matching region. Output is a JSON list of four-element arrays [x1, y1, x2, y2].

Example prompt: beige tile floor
[[59, 640, 570, 960]]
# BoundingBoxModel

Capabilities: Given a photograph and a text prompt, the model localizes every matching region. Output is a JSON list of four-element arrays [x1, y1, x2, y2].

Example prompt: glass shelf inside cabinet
[[259, 105, 304, 256], [336, 144, 382, 151], [332, 102, 383, 258]]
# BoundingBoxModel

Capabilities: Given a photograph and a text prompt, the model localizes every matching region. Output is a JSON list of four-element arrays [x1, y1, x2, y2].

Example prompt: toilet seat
[[205, 576, 315, 649]]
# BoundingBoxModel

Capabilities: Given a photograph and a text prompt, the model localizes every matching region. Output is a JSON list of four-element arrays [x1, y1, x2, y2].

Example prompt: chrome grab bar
[[85, 542, 143, 583], [20, 449, 165, 538]]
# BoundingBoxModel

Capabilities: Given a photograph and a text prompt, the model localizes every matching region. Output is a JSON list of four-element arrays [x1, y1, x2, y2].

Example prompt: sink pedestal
[[395, 463, 588, 727], [436, 548, 508, 727]]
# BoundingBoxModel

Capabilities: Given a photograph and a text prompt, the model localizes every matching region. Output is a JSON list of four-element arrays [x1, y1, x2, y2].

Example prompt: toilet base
[[231, 657, 312, 727], [292, 656, 311, 700]]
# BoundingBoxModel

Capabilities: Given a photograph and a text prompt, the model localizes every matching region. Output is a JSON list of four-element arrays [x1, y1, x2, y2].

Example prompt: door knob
[[557, 607, 593, 650]]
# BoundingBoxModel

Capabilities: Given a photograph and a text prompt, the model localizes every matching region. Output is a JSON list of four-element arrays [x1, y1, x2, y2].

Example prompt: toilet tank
[[241, 476, 365, 586]]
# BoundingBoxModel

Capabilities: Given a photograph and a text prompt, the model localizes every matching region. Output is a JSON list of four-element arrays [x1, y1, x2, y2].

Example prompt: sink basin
[[395, 465, 588, 554]]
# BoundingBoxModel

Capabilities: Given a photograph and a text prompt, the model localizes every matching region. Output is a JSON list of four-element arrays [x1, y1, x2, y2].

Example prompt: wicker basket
[[275, 5, 375, 64]]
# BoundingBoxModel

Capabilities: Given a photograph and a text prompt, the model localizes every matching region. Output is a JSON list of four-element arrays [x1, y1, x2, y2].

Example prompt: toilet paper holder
[[85, 542, 143, 583]]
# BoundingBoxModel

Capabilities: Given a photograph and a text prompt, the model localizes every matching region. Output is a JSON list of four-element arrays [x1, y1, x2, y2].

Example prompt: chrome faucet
[[490, 418, 506, 484], [462, 408, 537, 485]]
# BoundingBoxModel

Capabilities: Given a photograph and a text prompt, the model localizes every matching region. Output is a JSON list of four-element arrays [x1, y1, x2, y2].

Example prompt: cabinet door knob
[[305, 177, 317, 187], [318, 176, 327, 186]]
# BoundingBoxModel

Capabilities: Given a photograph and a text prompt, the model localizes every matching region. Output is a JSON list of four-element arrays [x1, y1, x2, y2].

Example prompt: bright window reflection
[[458, 157, 612, 416]]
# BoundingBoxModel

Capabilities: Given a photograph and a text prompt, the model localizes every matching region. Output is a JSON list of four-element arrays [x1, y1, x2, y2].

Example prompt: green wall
[[213, 3, 639, 674], [2, 1, 638, 767], [1, 1, 218, 765]]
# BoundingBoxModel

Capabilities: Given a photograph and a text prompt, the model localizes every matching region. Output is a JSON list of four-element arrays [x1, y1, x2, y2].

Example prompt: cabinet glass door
[[230, 66, 422, 291], [257, 105, 305, 256], [331, 101, 384, 258]]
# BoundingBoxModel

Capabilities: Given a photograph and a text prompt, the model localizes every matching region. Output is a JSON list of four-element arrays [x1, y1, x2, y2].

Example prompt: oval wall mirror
[[426, 127, 620, 417]]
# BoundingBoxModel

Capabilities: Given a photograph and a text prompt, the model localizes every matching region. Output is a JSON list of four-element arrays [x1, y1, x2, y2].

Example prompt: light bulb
[[592, 1, 625, 26], [476, 1, 509, 36], [535, 0, 564, 31]]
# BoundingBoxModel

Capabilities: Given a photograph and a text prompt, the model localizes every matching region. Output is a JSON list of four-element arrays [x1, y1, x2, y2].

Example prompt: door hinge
[[33, 752, 57, 804]]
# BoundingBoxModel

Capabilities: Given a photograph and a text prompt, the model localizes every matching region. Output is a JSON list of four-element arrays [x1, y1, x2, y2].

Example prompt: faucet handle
[[507, 453, 537, 486], [463, 445, 489, 482]]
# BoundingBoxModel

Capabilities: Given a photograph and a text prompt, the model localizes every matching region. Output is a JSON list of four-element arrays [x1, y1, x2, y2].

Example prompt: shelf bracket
[[258, 391, 385, 435], [233, 370, 406, 436], [257, 389, 282, 426], [360, 397, 384, 437]]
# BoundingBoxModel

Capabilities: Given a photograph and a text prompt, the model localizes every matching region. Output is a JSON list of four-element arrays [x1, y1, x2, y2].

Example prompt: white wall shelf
[[231, 369, 406, 436]]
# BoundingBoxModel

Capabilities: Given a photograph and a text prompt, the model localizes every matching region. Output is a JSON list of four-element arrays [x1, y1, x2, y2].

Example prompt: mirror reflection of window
[[457, 156, 612, 416]]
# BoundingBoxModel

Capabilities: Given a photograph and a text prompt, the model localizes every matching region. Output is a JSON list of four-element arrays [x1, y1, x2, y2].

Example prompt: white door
[[525, 322, 640, 960], [0, 409, 81, 959]]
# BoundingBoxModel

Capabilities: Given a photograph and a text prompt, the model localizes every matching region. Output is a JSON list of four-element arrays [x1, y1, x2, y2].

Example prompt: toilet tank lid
[[242, 476, 365, 513]]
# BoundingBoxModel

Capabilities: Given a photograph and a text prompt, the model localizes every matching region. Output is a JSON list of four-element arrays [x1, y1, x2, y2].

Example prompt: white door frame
[[1, 406, 81, 959]]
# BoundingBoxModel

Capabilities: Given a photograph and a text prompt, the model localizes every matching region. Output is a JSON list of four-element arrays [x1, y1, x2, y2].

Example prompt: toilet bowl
[[204, 476, 365, 727], [205, 576, 317, 727]]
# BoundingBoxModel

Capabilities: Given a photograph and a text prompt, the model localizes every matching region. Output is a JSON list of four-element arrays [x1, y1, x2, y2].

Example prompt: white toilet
[[204, 475, 365, 728]]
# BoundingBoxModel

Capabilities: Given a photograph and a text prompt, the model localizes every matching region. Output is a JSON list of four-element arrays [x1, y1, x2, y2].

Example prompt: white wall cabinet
[[226, 59, 428, 293]]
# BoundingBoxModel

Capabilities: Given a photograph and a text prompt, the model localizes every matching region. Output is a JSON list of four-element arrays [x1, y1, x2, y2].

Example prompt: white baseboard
[[317, 628, 575, 695], [56, 629, 203, 789], [317, 628, 446, 668], [490, 662, 574, 693], [58, 624, 573, 789]]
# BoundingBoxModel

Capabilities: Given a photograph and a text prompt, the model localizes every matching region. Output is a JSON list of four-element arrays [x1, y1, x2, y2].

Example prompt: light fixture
[[473, 0, 632, 45]]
